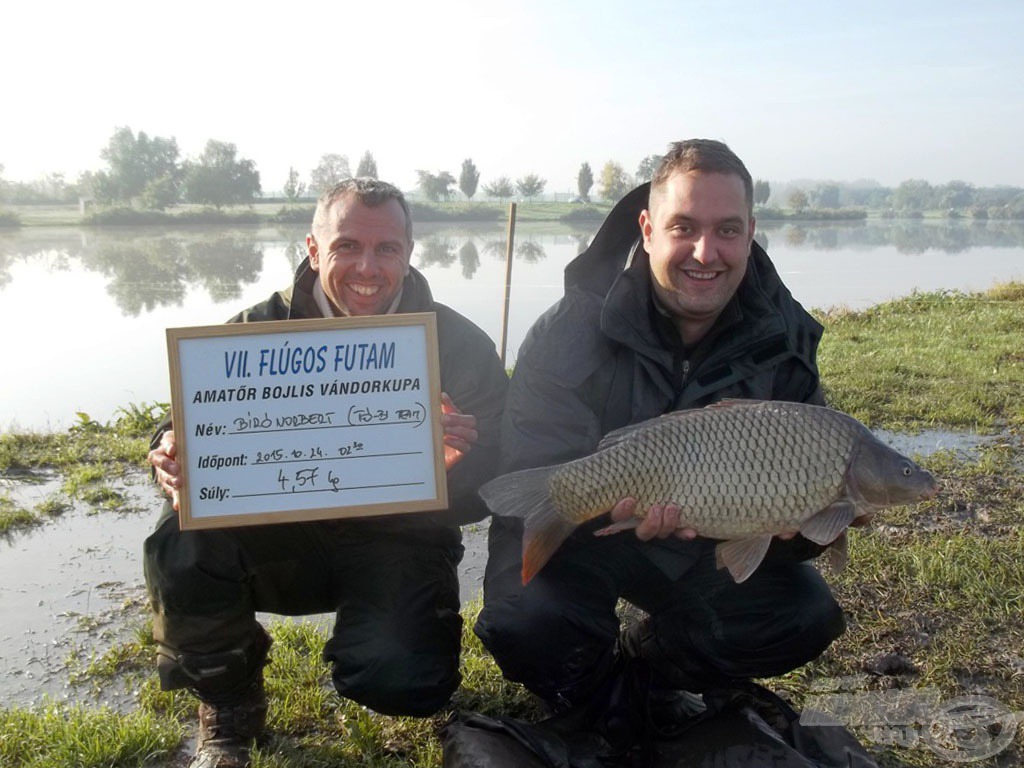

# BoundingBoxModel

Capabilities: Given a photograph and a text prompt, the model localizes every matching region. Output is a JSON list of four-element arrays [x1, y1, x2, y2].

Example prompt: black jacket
[[499, 183, 825, 573]]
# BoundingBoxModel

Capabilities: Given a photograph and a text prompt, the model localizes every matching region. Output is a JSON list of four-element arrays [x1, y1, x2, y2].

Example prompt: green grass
[[2, 287, 1024, 765], [816, 282, 1024, 430]]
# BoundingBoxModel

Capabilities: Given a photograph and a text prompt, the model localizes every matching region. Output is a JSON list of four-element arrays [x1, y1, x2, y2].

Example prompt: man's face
[[306, 195, 412, 316], [639, 170, 755, 344]]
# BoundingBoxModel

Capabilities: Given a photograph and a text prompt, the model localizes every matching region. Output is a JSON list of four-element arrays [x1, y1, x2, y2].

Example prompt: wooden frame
[[165, 313, 447, 530]]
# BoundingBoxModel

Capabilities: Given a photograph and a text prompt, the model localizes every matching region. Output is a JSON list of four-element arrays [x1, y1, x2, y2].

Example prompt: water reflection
[[458, 240, 479, 279], [757, 219, 1024, 255], [2, 221, 1022, 314], [2, 220, 1023, 433]]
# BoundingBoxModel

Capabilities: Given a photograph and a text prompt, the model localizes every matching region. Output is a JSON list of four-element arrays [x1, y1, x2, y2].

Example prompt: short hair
[[650, 139, 754, 214], [311, 177, 413, 244]]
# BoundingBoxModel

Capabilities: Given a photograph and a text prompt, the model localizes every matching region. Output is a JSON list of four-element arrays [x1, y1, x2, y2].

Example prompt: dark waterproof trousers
[[144, 503, 464, 716], [474, 516, 845, 705]]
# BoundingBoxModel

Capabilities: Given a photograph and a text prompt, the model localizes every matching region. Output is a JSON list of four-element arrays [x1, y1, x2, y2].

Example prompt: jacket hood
[[565, 182, 795, 313]]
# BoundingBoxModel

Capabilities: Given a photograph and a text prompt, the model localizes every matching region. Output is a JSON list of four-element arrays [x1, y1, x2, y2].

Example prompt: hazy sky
[[3, 0, 1022, 194]]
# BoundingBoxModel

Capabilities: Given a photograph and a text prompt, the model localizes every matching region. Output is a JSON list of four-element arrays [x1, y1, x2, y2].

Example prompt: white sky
[[2, 0, 1022, 193]]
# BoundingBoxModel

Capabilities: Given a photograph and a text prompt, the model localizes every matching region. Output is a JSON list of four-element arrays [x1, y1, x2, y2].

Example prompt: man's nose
[[692, 233, 714, 264], [352, 249, 374, 271]]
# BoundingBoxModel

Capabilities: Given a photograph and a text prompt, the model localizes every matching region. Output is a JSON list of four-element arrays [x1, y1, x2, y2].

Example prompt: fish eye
[[902, 463, 913, 476]]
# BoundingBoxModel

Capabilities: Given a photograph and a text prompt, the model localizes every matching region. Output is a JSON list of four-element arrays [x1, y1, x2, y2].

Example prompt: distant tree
[[459, 158, 480, 199], [140, 175, 180, 210], [599, 161, 631, 202], [183, 140, 261, 208], [309, 154, 351, 194], [94, 126, 181, 205], [516, 173, 546, 200], [635, 154, 662, 183], [577, 162, 594, 202], [416, 170, 456, 202], [356, 151, 378, 179], [787, 189, 809, 212], [283, 167, 305, 202], [892, 179, 934, 212], [483, 176, 515, 200], [753, 179, 771, 206], [940, 180, 974, 210], [812, 183, 840, 209]]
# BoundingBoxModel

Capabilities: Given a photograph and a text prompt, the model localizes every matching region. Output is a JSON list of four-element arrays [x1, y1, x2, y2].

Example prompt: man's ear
[[639, 209, 653, 253], [306, 234, 319, 270]]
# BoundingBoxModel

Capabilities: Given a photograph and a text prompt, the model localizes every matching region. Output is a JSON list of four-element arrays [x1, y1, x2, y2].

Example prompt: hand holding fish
[[609, 498, 698, 541], [441, 392, 478, 471], [148, 429, 182, 512]]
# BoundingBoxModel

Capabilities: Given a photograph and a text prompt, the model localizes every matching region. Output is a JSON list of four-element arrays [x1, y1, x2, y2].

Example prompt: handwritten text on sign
[[166, 313, 446, 530]]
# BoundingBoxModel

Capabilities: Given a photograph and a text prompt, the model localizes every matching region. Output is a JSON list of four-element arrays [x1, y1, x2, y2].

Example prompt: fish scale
[[480, 399, 938, 584]]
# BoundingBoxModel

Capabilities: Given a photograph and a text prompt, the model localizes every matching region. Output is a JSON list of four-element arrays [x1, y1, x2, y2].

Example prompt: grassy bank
[[3, 200, 612, 228], [1, 285, 1022, 766]]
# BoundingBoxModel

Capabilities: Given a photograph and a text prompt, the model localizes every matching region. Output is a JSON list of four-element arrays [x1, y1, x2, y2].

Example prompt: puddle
[[873, 428, 996, 459], [0, 470, 489, 709], [0, 427, 989, 709]]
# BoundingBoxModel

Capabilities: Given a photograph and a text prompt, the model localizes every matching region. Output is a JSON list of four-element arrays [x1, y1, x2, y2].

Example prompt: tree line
[[1, 128, 1023, 218]]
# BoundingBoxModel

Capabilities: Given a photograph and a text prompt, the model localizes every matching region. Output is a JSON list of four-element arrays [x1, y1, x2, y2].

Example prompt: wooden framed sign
[[165, 313, 446, 530]]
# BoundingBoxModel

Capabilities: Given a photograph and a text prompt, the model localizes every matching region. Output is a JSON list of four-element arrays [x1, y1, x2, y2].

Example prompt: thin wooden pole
[[499, 203, 517, 366]]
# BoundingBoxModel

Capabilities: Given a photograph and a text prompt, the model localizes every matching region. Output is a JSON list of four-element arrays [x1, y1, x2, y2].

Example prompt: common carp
[[479, 399, 938, 584]]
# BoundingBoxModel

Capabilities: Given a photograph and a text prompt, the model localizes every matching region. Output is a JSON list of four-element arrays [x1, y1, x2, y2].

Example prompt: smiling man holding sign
[[144, 178, 508, 768]]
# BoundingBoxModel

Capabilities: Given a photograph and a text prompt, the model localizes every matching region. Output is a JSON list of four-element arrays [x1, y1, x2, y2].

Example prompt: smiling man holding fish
[[473, 139, 935, 758]]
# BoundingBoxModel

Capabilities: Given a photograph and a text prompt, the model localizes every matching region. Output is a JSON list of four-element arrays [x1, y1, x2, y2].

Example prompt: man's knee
[[325, 634, 461, 716]]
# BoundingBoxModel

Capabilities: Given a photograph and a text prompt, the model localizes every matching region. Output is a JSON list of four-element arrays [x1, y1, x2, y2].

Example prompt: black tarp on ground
[[441, 684, 879, 768]]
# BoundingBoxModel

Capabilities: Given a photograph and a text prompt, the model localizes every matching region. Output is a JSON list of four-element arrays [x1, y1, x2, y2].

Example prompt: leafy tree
[[812, 183, 840, 209], [283, 167, 305, 202], [939, 180, 974, 210], [482, 176, 515, 200], [577, 162, 594, 202], [310, 154, 351, 194], [183, 140, 261, 208], [140, 175, 180, 210], [94, 126, 181, 205], [635, 154, 662, 183], [787, 189, 809, 212], [356, 151, 378, 179], [416, 170, 456, 202], [892, 179, 934, 212], [459, 158, 480, 200], [753, 179, 771, 206], [599, 161, 631, 202], [516, 173, 546, 200]]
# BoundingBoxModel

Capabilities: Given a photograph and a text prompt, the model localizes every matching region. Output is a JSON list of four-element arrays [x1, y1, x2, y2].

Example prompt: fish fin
[[828, 530, 849, 573], [521, 508, 579, 584], [706, 398, 765, 408], [715, 535, 773, 583], [593, 519, 640, 536], [479, 465, 577, 585], [800, 501, 857, 545]]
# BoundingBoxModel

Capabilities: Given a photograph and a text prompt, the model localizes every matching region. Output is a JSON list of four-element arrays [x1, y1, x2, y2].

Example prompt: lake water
[[2, 218, 1023, 433]]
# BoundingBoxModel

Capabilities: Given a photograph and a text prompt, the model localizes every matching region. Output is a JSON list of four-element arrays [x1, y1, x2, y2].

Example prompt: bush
[[559, 206, 607, 223], [0, 210, 22, 227]]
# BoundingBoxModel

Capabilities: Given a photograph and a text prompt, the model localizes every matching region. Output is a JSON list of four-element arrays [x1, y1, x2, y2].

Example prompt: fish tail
[[479, 466, 578, 584]]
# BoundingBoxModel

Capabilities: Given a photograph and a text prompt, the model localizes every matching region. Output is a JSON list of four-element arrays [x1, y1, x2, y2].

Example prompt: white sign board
[[166, 313, 446, 530]]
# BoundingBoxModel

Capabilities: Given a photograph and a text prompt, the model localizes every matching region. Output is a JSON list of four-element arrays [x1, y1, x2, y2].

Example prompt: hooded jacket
[[498, 183, 825, 574], [158, 258, 508, 531]]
